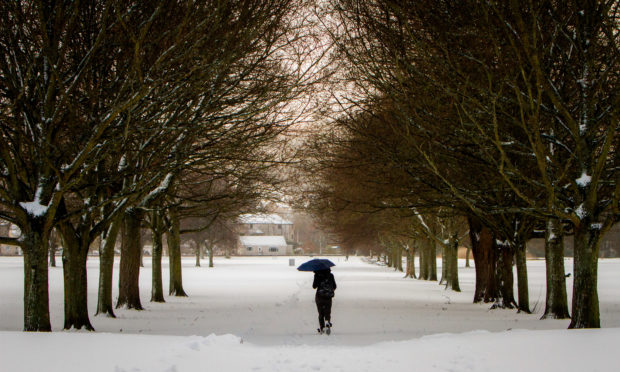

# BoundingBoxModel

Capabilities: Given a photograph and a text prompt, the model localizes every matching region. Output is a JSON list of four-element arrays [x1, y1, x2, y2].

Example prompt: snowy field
[[1, 255, 619, 371]]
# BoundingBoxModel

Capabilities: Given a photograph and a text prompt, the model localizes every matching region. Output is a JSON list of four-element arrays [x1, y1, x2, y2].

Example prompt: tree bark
[[405, 245, 416, 278], [393, 243, 403, 272], [541, 218, 570, 319], [140, 244, 144, 268], [405, 247, 412, 277], [439, 242, 447, 285], [410, 245, 417, 278], [468, 216, 497, 303], [167, 207, 187, 297], [49, 246, 57, 267], [58, 220, 94, 331], [49, 230, 60, 267], [418, 238, 437, 281], [22, 217, 52, 331], [150, 211, 165, 303], [418, 239, 428, 280], [194, 241, 201, 267], [492, 240, 517, 309], [418, 242, 428, 280], [428, 240, 437, 281], [514, 239, 531, 313], [207, 242, 214, 268], [465, 246, 471, 268], [96, 217, 121, 317], [116, 209, 144, 310], [569, 220, 601, 328], [54, 195, 94, 328], [444, 234, 460, 292]]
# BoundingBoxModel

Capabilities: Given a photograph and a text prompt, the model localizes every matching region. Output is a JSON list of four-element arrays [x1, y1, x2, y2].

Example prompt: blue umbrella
[[297, 258, 335, 272]]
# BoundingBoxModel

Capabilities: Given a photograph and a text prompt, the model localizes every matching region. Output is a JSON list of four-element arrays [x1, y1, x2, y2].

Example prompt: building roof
[[238, 213, 293, 225], [239, 235, 287, 247]]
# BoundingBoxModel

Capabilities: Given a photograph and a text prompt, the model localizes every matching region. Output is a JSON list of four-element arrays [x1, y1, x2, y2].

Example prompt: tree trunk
[[393, 243, 403, 272], [405, 245, 416, 278], [492, 239, 517, 309], [150, 211, 165, 303], [116, 209, 144, 310], [140, 244, 144, 268], [419, 239, 428, 280], [167, 207, 187, 297], [569, 220, 601, 328], [428, 240, 437, 281], [49, 245, 57, 267], [96, 217, 121, 317], [60, 234, 94, 330], [542, 218, 570, 319], [468, 216, 498, 303], [514, 239, 531, 313], [195, 240, 201, 267], [444, 234, 460, 292], [465, 246, 471, 268], [22, 217, 52, 331], [418, 238, 437, 281], [55, 198, 96, 329], [469, 219, 485, 302], [405, 247, 411, 277], [439, 242, 447, 285], [49, 230, 59, 267], [57, 217, 95, 331], [208, 243, 214, 267], [410, 245, 417, 278]]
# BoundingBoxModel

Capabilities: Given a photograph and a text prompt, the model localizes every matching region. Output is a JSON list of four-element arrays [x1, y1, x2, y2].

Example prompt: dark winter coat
[[313, 269, 337, 298]]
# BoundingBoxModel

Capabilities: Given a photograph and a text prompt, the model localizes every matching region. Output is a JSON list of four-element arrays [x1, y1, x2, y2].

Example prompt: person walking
[[313, 268, 337, 334]]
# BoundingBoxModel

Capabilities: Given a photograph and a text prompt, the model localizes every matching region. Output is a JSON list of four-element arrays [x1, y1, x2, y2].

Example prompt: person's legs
[[316, 298, 326, 330], [324, 297, 332, 326]]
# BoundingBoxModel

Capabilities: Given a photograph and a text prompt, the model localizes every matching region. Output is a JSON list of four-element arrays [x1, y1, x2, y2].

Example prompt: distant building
[[238, 235, 290, 256], [237, 214, 296, 255], [0, 221, 22, 256], [238, 214, 294, 240]]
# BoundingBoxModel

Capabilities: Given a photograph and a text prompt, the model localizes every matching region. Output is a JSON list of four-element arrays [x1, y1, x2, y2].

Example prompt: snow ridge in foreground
[[1, 328, 617, 372]]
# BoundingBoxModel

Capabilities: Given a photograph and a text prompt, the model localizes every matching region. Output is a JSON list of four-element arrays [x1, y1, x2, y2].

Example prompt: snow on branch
[[412, 208, 430, 231], [19, 186, 50, 217], [118, 155, 127, 172], [575, 171, 591, 187], [575, 204, 587, 220], [141, 173, 174, 206]]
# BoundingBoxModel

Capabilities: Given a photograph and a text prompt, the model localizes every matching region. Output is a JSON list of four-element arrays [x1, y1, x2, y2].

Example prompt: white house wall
[[238, 244, 292, 256]]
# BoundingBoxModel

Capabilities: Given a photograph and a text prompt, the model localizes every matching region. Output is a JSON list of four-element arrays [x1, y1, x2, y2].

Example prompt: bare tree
[[1, 0, 319, 331], [323, 0, 618, 326], [0, 1, 164, 331]]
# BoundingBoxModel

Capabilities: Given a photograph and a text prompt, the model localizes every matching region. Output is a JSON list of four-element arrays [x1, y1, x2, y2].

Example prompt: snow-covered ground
[[1, 255, 619, 371]]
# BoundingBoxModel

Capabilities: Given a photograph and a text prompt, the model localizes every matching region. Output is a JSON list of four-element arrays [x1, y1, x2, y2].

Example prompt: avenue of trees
[[0, 0, 617, 334], [296, 0, 618, 329], [0, 0, 317, 331]]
